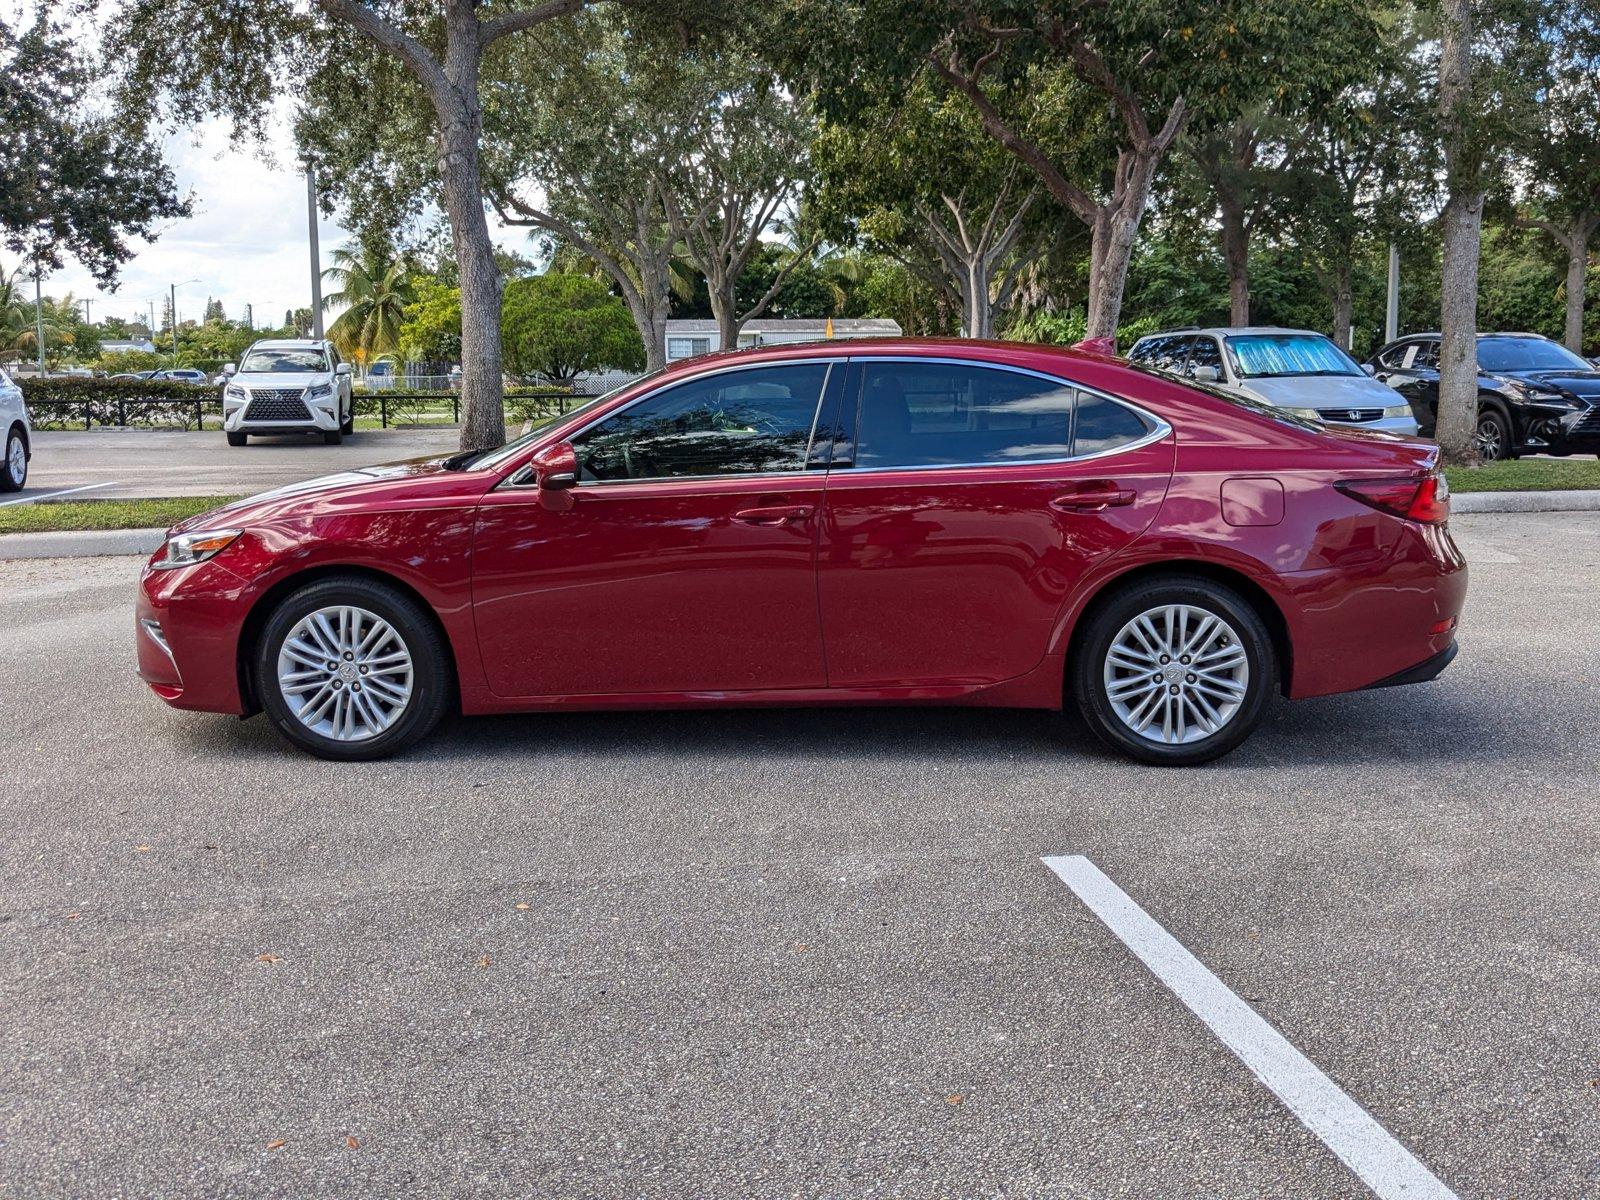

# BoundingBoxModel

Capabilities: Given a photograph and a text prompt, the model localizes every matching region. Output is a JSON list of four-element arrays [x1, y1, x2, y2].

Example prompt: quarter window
[[1073, 392, 1154, 456], [572, 363, 830, 482]]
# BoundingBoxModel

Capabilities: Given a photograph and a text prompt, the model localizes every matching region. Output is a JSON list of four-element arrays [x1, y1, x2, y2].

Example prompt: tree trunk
[[1085, 205, 1141, 343], [961, 257, 993, 339], [626, 293, 671, 373], [1330, 260, 1353, 350], [707, 284, 741, 353], [1563, 225, 1590, 354], [1219, 196, 1250, 326], [439, 115, 505, 451], [1437, 189, 1484, 466], [1436, 0, 1481, 468]]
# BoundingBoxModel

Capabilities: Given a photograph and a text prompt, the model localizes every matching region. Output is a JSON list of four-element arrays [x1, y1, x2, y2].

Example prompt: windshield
[[1225, 334, 1361, 379], [459, 375, 663, 472], [241, 348, 330, 374], [1477, 337, 1590, 373]]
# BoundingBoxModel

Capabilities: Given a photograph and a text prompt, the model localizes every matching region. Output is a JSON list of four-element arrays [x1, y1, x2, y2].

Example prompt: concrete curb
[[0, 527, 164, 560], [1452, 489, 1600, 513]]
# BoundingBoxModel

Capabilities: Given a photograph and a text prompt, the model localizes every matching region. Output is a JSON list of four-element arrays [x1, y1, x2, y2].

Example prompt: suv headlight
[[225, 384, 246, 402], [306, 382, 333, 400], [154, 528, 242, 570]]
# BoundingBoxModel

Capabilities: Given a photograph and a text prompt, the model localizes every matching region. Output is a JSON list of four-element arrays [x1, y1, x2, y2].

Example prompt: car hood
[[169, 454, 490, 534], [1500, 368, 1600, 400], [1240, 374, 1400, 408], [232, 372, 333, 388]]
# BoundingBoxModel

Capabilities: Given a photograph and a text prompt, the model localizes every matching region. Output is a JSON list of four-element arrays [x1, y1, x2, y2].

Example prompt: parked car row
[[1128, 324, 1600, 460]]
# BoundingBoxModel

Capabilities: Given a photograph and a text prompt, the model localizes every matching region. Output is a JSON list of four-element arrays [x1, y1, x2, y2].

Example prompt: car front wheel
[[1, 427, 26, 491], [255, 575, 452, 761], [1071, 576, 1276, 766], [1475, 409, 1512, 461]]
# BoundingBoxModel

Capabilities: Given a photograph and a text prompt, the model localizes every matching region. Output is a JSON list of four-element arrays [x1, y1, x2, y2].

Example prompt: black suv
[[1366, 333, 1600, 460]]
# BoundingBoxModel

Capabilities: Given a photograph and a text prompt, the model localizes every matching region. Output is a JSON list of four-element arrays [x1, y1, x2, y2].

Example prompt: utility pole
[[170, 283, 179, 355], [244, 303, 253, 330], [307, 169, 325, 339], [33, 263, 45, 376], [79, 298, 93, 326], [1385, 242, 1400, 345]]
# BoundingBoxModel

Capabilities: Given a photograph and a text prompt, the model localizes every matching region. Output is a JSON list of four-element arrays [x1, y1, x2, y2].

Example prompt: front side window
[[241, 348, 331, 374], [1225, 334, 1362, 379], [1186, 337, 1223, 376], [1130, 335, 1194, 373], [573, 363, 829, 481]]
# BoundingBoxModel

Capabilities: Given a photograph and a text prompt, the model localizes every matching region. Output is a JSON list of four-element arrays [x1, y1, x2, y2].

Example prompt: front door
[[817, 358, 1173, 689], [472, 360, 838, 698]]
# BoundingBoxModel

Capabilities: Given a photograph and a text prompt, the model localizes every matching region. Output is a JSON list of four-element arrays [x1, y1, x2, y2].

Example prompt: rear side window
[[573, 362, 829, 481], [851, 361, 1152, 469]]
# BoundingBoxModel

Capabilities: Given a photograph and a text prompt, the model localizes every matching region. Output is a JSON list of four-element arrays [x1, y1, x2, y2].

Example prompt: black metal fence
[[26, 390, 592, 432]]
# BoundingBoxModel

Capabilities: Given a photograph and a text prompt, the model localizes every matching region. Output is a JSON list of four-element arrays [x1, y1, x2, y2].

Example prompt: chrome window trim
[[835, 354, 1172, 473], [560, 357, 844, 488]]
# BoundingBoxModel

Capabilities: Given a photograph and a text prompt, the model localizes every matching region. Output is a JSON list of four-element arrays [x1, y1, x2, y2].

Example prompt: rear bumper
[[1364, 640, 1458, 690]]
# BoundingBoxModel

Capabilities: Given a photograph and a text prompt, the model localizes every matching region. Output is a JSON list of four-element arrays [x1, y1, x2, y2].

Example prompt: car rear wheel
[[1475, 409, 1512, 461], [1071, 576, 1276, 766], [255, 575, 452, 761], [2, 426, 26, 491], [226, 431, 248, 447]]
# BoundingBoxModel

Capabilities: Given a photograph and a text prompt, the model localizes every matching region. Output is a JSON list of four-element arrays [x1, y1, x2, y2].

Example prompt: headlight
[[1383, 404, 1412, 419], [1506, 380, 1563, 402], [225, 385, 246, 402], [307, 383, 333, 400], [1285, 407, 1322, 420], [153, 528, 242, 570]]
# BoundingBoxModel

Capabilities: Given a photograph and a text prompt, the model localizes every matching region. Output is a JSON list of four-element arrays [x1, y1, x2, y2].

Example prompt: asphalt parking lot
[[3, 511, 1599, 1198], [16, 428, 459, 501]]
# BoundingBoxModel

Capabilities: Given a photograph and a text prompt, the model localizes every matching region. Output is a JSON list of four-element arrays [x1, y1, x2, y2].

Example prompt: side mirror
[[1362, 363, 1378, 376], [222, 363, 237, 377], [335, 362, 352, 376], [530, 441, 578, 490], [1191, 364, 1221, 383]]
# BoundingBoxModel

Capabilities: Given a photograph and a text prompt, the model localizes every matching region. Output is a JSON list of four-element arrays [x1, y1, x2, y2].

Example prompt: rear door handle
[[733, 504, 813, 526], [1051, 483, 1136, 513]]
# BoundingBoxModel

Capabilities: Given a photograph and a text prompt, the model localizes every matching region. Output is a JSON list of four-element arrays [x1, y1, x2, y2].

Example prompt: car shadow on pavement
[[169, 681, 1511, 771]]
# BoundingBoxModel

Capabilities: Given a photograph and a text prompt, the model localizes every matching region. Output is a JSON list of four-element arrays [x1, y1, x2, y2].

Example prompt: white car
[[1, 363, 30, 492], [1128, 326, 1420, 436], [221, 339, 354, 446]]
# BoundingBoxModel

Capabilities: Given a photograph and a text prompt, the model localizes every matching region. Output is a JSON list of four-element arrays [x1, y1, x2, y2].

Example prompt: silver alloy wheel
[[1103, 603, 1250, 745], [1475, 415, 1505, 459], [6, 434, 23, 484], [276, 604, 413, 742]]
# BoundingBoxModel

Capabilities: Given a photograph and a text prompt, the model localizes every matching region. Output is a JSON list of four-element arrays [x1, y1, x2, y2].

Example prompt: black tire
[[1070, 575, 1277, 766], [323, 429, 343, 445], [1, 425, 26, 492], [1475, 408, 1512, 461], [226, 431, 248, 447], [340, 403, 354, 435], [254, 574, 453, 761]]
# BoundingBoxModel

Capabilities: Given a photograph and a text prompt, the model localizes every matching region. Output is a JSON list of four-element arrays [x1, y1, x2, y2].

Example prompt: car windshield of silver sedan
[[1477, 338, 1591, 373], [241, 349, 330, 373], [1226, 334, 1362, 379]]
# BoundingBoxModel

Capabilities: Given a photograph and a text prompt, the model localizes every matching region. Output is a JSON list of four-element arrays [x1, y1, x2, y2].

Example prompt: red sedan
[[136, 339, 1466, 766]]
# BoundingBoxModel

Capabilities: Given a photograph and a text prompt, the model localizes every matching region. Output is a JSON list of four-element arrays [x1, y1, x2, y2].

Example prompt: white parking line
[[1042, 855, 1456, 1200], [0, 482, 116, 508]]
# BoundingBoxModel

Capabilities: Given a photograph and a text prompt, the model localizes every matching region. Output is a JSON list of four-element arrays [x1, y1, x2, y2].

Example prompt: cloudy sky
[[2, 99, 534, 332]]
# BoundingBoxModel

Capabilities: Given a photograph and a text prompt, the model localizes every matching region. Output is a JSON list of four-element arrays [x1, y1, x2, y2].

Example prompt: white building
[[665, 318, 903, 362]]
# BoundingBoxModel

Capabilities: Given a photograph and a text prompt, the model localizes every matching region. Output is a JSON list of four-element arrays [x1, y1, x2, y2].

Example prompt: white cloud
[[2, 102, 538, 332]]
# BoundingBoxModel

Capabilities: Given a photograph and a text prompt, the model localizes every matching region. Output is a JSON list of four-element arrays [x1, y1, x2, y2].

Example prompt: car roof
[[248, 339, 328, 349], [1378, 331, 1553, 345], [1133, 326, 1327, 342]]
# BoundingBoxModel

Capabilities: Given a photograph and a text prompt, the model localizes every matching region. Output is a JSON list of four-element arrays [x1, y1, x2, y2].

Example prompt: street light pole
[[307, 169, 325, 340], [170, 282, 179, 355], [33, 262, 45, 377], [1385, 242, 1400, 345]]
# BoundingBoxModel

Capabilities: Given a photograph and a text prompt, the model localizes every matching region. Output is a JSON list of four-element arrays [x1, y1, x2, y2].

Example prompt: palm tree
[[0, 270, 74, 363], [321, 243, 416, 367]]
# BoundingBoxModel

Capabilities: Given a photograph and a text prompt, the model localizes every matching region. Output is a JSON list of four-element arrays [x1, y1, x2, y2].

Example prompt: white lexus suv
[[222, 339, 354, 446]]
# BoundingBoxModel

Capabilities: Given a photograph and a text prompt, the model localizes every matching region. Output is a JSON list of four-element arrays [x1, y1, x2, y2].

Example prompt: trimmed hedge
[[21, 377, 220, 430]]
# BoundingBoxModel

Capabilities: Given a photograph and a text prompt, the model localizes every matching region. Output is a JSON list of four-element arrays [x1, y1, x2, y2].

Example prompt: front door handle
[[1051, 483, 1136, 513], [733, 504, 813, 526]]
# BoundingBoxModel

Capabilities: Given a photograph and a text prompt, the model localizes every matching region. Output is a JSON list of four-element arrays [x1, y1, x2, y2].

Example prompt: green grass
[[0, 495, 245, 535], [1443, 457, 1600, 492]]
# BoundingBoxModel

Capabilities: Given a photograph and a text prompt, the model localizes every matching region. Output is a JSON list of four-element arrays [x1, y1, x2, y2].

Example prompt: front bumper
[[1319, 413, 1421, 437], [136, 552, 256, 714], [222, 392, 340, 433]]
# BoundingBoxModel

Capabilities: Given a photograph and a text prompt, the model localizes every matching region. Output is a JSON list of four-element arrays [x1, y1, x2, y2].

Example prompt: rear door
[[815, 357, 1174, 690]]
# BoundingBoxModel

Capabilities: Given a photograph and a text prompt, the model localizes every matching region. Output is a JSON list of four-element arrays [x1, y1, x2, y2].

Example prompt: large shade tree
[[110, 0, 714, 451], [784, 0, 1368, 344]]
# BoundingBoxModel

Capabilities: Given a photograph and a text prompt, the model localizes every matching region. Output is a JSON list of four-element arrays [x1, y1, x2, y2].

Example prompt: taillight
[[1335, 473, 1450, 525]]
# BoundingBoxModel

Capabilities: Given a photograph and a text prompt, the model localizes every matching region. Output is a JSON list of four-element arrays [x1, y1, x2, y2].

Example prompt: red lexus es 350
[[136, 339, 1466, 766]]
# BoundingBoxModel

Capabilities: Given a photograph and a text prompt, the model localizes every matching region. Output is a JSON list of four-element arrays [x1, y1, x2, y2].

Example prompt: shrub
[[21, 377, 219, 430]]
